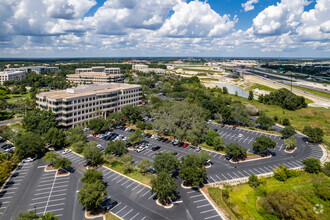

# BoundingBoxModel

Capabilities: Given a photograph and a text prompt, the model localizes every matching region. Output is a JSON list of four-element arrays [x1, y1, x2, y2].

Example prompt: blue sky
[[0, 0, 329, 58]]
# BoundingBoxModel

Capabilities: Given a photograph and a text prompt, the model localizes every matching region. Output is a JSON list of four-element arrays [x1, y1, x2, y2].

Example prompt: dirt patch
[[85, 207, 106, 219], [45, 165, 56, 171], [56, 169, 70, 177]]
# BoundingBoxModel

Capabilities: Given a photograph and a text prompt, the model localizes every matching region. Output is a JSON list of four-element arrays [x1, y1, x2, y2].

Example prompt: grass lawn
[[228, 94, 330, 145], [104, 161, 153, 187], [248, 83, 278, 93], [208, 172, 330, 220], [283, 83, 330, 99], [105, 212, 120, 220], [9, 122, 25, 133]]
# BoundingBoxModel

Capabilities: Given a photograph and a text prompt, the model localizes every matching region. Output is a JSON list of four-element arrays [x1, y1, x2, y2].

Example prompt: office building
[[66, 72, 124, 84], [0, 71, 25, 85], [5, 66, 59, 74], [36, 83, 142, 127], [75, 67, 121, 74]]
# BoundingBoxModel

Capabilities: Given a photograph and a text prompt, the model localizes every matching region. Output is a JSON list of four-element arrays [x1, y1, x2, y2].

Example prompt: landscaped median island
[[205, 165, 330, 220]]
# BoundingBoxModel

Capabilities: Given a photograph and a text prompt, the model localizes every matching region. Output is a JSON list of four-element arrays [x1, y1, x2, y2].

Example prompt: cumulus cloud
[[241, 0, 259, 12], [159, 0, 237, 38], [88, 0, 178, 35], [46, 0, 96, 19], [252, 0, 309, 36]]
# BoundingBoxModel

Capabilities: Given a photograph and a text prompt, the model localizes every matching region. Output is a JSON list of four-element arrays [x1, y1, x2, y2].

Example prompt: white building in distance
[[6, 66, 59, 74], [36, 83, 142, 127], [0, 71, 25, 85], [66, 72, 124, 84], [75, 66, 121, 74]]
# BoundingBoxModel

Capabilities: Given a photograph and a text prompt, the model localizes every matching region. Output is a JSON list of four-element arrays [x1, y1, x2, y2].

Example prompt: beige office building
[[0, 71, 25, 85], [75, 66, 120, 74], [66, 72, 124, 84], [36, 83, 142, 127]]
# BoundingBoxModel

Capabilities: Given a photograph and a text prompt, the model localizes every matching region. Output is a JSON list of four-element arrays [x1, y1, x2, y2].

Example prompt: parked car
[[83, 127, 89, 132], [161, 138, 168, 142], [100, 197, 118, 210], [171, 152, 178, 156], [172, 140, 179, 146], [225, 154, 232, 160], [238, 134, 243, 138], [221, 124, 225, 128], [22, 157, 36, 163], [178, 142, 184, 147], [93, 133, 98, 137], [62, 149, 72, 154], [97, 144, 102, 148], [232, 126, 237, 130], [2, 144, 13, 149], [152, 146, 161, 151], [145, 133, 152, 138], [182, 143, 188, 148], [207, 120, 212, 124], [195, 147, 202, 152], [137, 146, 146, 153], [0, 137, 5, 143], [213, 128, 218, 132]]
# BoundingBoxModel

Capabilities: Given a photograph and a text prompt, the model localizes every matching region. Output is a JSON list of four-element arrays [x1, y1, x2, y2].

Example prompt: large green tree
[[256, 114, 275, 130], [137, 159, 151, 174], [84, 143, 103, 166], [88, 118, 110, 133], [105, 140, 127, 156], [302, 158, 322, 174], [127, 129, 145, 145], [16, 211, 59, 220], [284, 136, 297, 150], [121, 105, 142, 124], [81, 169, 103, 184], [205, 130, 225, 151], [45, 127, 65, 148], [179, 154, 207, 187], [107, 112, 125, 127], [15, 132, 46, 159], [151, 171, 177, 205], [43, 152, 58, 165], [153, 151, 180, 173], [22, 109, 57, 134], [280, 126, 296, 138], [78, 180, 107, 211], [53, 158, 71, 170], [65, 126, 86, 145], [303, 126, 324, 143], [252, 135, 276, 155], [225, 143, 247, 161]]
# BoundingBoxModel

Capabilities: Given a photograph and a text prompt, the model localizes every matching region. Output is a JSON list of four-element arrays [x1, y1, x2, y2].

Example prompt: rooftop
[[37, 83, 141, 100], [0, 71, 25, 75], [67, 72, 123, 78]]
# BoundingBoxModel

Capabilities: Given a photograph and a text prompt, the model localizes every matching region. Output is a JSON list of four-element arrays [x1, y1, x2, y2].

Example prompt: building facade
[[5, 66, 59, 74], [36, 83, 142, 127], [75, 67, 121, 74], [66, 72, 124, 84], [0, 71, 25, 85]]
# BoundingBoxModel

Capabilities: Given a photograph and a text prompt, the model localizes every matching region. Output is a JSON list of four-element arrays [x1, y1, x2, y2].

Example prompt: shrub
[[302, 158, 322, 174], [248, 174, 260, 188]]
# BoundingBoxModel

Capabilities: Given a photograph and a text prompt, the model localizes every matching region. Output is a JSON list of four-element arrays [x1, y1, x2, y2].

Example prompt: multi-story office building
[[66, 72, 124, 84], [0, 71, 25, 85], [75, 67, 121, 74], [6, 66, 59, 74], [36, 83, 142, 127]]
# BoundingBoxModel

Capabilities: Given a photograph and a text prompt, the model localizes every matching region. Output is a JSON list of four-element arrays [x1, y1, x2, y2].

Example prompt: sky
[[0, 0, 329, 58]]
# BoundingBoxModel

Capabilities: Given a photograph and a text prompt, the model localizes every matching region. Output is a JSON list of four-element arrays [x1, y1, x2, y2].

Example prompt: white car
[[137, 146, 146, 153], [97, 144, 102, 148], [83, 127, 89, 132], [22, 157, 35, 163], [62, 149, 72, 154], [238, 134, 243, 138]]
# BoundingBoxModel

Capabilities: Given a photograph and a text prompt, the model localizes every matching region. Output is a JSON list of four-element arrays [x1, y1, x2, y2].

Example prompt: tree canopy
[[105, 140, 127, 156], [53, 158, 71, 169], [127, 129, 145, 145], [15, 132, 45, 159], [225, 143, 247, 161], [81, 169, 103, 184], [151, 171, 177, 205], [78, 180, 107, 211], [252, 135, 276, 155], [302, 158, 322, 174], [303, 126, 324, 143], [88, 118, 109, 133], [153, 151, 180, 173], [22, 109, 57, 135], [280, 126, 296, 138], [256, 114, 275, 130], [45, 127, 65, 148], [84, 143, 103, 166]]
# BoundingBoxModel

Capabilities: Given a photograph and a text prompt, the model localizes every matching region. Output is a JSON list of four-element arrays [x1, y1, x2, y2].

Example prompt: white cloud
[[159, 0, 237, 38], [252, 0, 309, 36], [241, 0, 259, 12], [46, 0, 96, 19]]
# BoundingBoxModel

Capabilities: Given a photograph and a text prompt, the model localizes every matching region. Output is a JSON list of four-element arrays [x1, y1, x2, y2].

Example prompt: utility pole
[[291, 71, 293, 92]]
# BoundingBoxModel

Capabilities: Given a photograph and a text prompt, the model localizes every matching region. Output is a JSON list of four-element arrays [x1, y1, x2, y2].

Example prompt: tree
[[145, 123, 152, 130], [88, 118, 109, 133], [78, 180, 107, 211], [121, 105, 142, 124], [127, 129, 145, 145], [15, 132, 45, 159], [44, 127, 65, 148], [225, 143, 247, 161], [137, 159, 151, 174], [72, 141, 85, 154], [120, 154, 134, 173], [43, 152, 58, 165], [81, 169, 103, 184], [303, 126, 324, 143], [180, 154, 207, 187], [153, 151, 180, 173], [323, 162, 330, 177], [105, 140, 127, 156], [16, 211, 59, 220], [205, 129, 224, 149], [256, 114, 275, 130], [273, 115, 278, 122], [222, 87, 228, 94], [65, 126, 86, 145], [282, 118, 290, 126], [264, 190, 316, 220], [248, 174, 260, 188], [280, 126, 296, 138], [302, 158, 322, 174], [0, 160, 13, 186], [135, 120, 145, 130], [53, 158, 71, 170], [107, 112, 125, 127], [248, 91, 254, 100], [22, 109, 57, 135], [198, 150, 212, 166], [84, 143, 103, 166], [252, 135, 276, 155], [284, 136, 296, 150], [273, 165, 299, 181], [151, 171, 177, 205]]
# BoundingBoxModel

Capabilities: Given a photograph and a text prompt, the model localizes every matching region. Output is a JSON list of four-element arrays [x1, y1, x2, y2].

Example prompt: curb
[[229, 155, 272, 164], [200, 187, 228, 220], [319, 144, 328, 164]]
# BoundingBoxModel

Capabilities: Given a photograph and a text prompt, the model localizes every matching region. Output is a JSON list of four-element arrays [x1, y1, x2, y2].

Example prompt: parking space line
[[116, 177, 125, 184], [126, 182, 135, 189], [132, 185, 140, 191], [215, 175, 221, 181], [221, 173, 228, 180], [121, 209, 133, 218], [201, 209, 215, 214], [137, 187, 146, 194], [112, 175, 121, 181], [193, 199, 207, 203], [32, 193, 66, 200], [197, 204, 211, 208], [205, 214, 220, 219], [130, 212, 139, 220], [258, 167, 267, 173], [121, 180, 130, 186], [115, 205, 127, 214], [232, 172, 240, 178], [190, 194, 203, 198], [141, 190, 149, 197], [36, 208, 64, 214], [209, 176, 216, 182]]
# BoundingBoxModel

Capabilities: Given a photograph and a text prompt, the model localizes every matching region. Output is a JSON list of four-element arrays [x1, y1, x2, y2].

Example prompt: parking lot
[[27, 171, 70, 217], [0, 163, 33, 219]]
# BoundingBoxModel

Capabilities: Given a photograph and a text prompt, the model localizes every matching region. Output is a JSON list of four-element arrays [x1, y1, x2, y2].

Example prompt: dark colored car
[[162, 138, 168, 142], [157, 137, 163, 141], [2, 144, 12, 149], [145, 133, 152, 138], [0, 137, 5, 143], [221, 124, 225, 128], [213, 128, 218, 132], [225, 154, 232, 160], [171, 152, 178, 156], [131, 129, 136, 132], [232, 126, 237, 130], [152, 146, 161, 151], [178, 142, 184, 147], [100, 197, 118, 210]]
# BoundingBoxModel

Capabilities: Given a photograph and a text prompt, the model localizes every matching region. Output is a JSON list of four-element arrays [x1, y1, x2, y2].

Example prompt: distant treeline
[[261, 64, 330, 77]]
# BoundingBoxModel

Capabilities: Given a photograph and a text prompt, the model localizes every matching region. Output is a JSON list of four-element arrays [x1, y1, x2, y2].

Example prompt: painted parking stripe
[[258, 167, 267, 173], [190, 194, 203, 198], [215, 175, 222, 181], [137, 187, 146, 194], [197, 204, 211, 208], [115, 205, 127, 215], [36, 208, 64, 214], [121, 180, 130, 186], [232, 172, 240, 178], [201, 209, 215, 214], [121, 209, 133, 218], [221, 173, 228, 180], [193, 199, 207, 203], [32, 193, 66, 201], [205, 214, 220, 219], [209, 176, 216, 182], [130, 212, 139, 220], [132, 185, 140, 191], [126, 182, 136, 189]]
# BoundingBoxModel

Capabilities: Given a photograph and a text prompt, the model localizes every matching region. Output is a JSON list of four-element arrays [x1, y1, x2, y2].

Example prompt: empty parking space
[[0, 163, 33, 218], [28, 171, 70, 217]]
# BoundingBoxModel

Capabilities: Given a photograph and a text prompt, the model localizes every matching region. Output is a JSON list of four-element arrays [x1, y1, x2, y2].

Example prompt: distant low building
[[5, 66, 59, 74], [133, 64, 165, 74], [36, 83, 142, 127], [0, 71, 25, 85], [75, 66, 120, 74], [132, 64, 149, 70], [66, 72, 124, 84]]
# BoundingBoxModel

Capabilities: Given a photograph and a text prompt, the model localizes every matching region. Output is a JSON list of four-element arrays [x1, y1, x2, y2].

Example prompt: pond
[[212, 82, 249, 98]]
